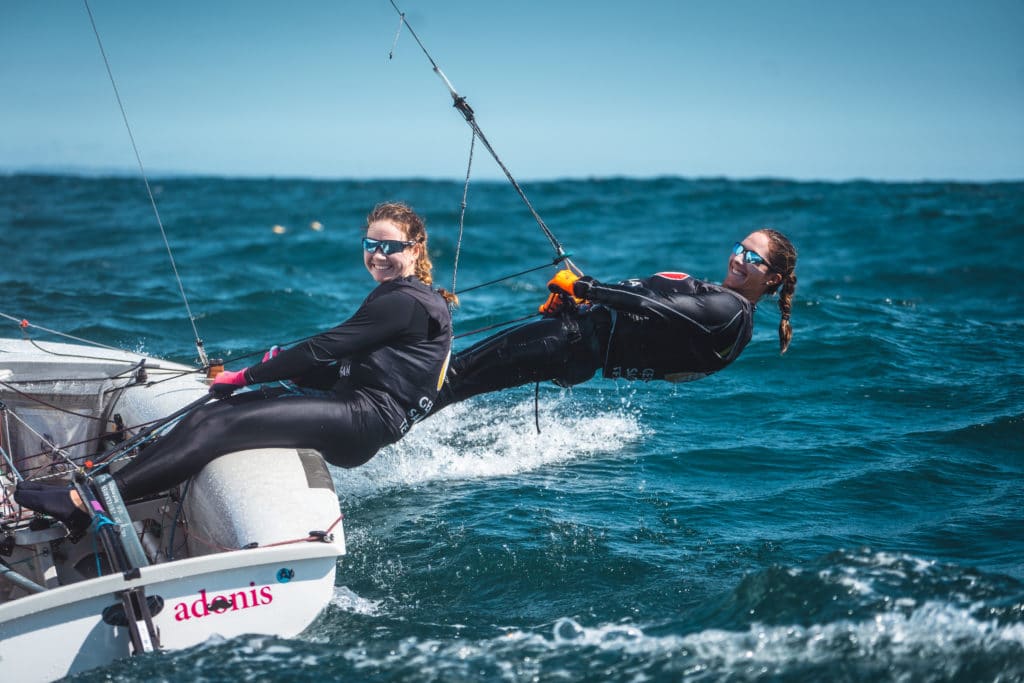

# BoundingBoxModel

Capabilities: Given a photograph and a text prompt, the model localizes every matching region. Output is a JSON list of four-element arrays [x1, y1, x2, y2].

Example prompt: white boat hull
[[0, 339, 346, 681], [0, 542, 339, 681]]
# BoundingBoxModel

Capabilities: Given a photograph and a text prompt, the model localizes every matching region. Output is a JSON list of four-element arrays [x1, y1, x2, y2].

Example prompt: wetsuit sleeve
[[585, 280, 746, 333], [245, 289, 420, 384]]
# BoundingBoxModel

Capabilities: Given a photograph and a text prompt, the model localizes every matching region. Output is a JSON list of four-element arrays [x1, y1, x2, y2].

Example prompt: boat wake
[[330, 394, 645, 501]]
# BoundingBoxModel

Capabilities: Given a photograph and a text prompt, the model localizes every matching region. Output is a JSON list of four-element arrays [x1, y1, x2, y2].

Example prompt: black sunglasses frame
[[363, 237, 416, 256], [732, 242, 775, 271]]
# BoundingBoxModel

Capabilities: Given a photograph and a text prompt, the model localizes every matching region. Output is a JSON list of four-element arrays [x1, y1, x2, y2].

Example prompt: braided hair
[[760, 228, 798, 354], [366, 202, 459, 306]]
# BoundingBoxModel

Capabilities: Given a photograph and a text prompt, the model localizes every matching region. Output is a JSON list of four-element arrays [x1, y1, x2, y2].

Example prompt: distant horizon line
[[2, 164, 1021, 186]]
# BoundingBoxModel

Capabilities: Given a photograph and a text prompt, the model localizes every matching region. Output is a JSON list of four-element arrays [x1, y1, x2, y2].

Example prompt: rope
[[0, 312, 128, 354], [91, 515, 119, 577], [1, 406, 77, 471], [4, 397, 186, 479], [175, 528, 237, 553], [0, 447, 21, 483], [180, 513, 345, 552], [387, 0, 580, 276], [2, 315, 199, 385], [453, 312, 538, 341], [261, 514, 345, 547], [456, 255, 573, 296], [24, 339, 144, 366], [82, 0, 208, 367], [141, 368, 205, 385], [225, 248, 558, 353], [92, 513, 117, 533], [534, 382, 541, 435], [166, 478, 190, 560], [8, 398, 196, 481], [2, 375, 142, 386], [388, 10, 404, 60], [0, 379, 118, 423], [1, 405, 20, 482], [450, 128, 476, 300]]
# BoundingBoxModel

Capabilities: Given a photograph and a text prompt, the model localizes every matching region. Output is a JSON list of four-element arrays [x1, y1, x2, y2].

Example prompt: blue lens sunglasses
[[363, 237, 416, 256], [732, 242, 774, 271]]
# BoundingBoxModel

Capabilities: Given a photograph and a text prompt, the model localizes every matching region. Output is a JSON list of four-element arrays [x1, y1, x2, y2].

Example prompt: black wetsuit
[[115, 277, 452, 500], [435, 272, 753, 409]]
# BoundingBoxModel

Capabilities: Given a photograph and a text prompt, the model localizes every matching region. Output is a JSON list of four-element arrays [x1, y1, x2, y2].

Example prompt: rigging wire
[[0, 442, 22, 483], [0, 379, 119, 423], [13, 418, 164, 479], [450, 128, 476, 300], [82, 0, 209, 367], [453, 312, 537, 341], [387, 0, 581, 277], [25, 338, 142, 366], [388, 10, 404, 60], [0, 404, 15, 481], [454, 257, 573, 296], [1, 315, 202, 384], [1, 406, 78, 472], [1, 312, 128, 355]]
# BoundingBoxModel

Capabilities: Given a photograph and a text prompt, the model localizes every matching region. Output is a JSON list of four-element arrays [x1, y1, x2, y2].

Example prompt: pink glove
[[262, 345, 280, 363], [210, 368, 248, 397]]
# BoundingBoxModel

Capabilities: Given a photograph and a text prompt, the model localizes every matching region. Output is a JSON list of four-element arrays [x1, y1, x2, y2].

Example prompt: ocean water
[[1, 174, 1022, 682]]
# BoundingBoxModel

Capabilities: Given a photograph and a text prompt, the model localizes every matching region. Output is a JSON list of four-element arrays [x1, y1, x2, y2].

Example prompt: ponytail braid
[[760, 228, 798, 355], [776, 272, 796, 354]]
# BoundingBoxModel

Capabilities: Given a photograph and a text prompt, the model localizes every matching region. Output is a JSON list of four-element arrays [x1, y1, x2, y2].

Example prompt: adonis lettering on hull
[[172, 582, 274, 622]]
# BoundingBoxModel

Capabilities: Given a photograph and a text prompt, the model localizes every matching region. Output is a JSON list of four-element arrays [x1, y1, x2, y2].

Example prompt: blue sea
[[1, 174, 1022, 682]]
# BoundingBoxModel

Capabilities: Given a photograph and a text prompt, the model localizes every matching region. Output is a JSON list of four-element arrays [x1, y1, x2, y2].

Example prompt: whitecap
[[331, 395, 644, 500], [331, 586, 382, 616]]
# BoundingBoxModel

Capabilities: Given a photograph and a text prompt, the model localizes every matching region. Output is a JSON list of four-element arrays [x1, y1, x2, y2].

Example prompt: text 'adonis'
[[172, 582, 273, 622]]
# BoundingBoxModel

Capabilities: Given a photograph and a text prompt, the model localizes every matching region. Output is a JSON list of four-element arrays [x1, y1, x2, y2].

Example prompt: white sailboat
[[0, 337, 346, 681], [1, 3, 351, 676], [2, 1, 544, 677]]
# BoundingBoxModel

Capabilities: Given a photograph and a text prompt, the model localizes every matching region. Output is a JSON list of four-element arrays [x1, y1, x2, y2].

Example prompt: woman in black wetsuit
[[17, 202, 456, 525], [434, 228, 796, 410]]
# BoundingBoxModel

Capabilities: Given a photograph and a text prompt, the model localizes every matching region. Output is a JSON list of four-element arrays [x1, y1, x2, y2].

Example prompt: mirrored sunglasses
[[363, 237, 416, 256], [732, 242, 772, 270]]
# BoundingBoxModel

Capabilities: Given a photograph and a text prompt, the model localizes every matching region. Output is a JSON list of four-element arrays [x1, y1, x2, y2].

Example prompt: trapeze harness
[[114, 277, 452, 500], [435, 272, 754, 410]]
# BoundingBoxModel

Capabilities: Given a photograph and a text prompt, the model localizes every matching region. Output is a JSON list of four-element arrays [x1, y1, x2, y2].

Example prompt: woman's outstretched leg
[[434, 310, 606, 412], [114, 387, 392, 500]]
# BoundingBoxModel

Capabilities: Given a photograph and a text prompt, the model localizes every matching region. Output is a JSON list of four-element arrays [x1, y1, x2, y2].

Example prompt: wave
[[321, 548, 1024, 682], [524, 602, 1023, 682], [130, 587, 1024, 683], [329, 396, 646, 502]]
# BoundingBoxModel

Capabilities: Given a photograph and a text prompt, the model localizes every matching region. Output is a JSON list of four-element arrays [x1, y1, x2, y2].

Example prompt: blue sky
[[2, 1, 1022, 181]]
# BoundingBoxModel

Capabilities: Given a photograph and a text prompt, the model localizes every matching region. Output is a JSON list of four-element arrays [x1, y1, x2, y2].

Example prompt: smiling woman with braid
[[16, 202, 456, 531], [432, 228, 798, 411]]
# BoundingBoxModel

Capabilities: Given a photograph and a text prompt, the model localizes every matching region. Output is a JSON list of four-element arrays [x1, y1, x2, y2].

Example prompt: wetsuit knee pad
[[551, 313, 603, 387], [552, 359, 599, 388]]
